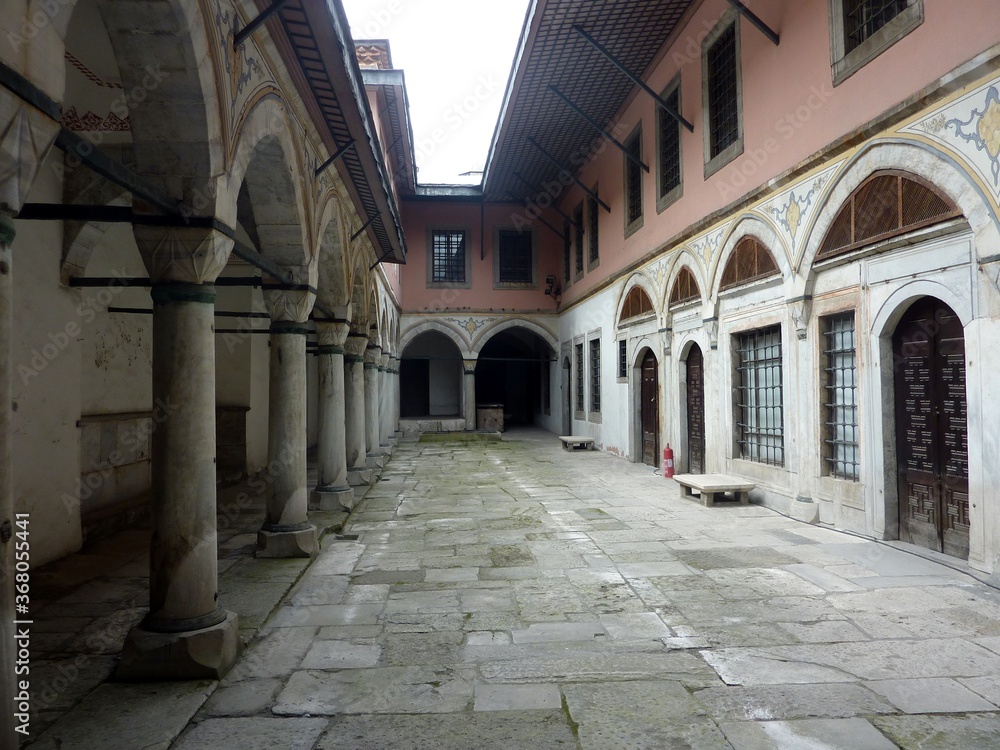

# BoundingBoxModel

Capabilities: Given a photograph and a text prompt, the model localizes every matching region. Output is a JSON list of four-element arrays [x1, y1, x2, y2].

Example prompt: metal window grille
[[542, 362, 551, 415], [618, 339, 627, 378], [626, 130, 642, 225], [843, 0, 908, 53], [590, 339, 601, 413], [735, 326, 784, 466], [498, 230, 532, 283], [822, 313, 859, 480], [659, 86, 681, 197], [575, 343, 584, 411], [563, 220, 571, 282], [588, 194, 599, 263], [707, 23, 738, 159], [432, 230, 465, 283], [574, 204, 584, 274]]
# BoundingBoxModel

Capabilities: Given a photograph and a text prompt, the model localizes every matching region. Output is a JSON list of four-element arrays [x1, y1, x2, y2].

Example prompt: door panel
[[640, 351, 658, 467], [687, 345, 705, 474], [893, 298, 969, 559]]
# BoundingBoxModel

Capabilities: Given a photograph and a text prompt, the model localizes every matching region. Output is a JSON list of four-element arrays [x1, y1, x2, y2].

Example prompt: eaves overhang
[[361, 67, 418, 197]]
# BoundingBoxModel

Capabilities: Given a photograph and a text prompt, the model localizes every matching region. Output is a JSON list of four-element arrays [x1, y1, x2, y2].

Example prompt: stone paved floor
[[28, 429, 1000, 748]]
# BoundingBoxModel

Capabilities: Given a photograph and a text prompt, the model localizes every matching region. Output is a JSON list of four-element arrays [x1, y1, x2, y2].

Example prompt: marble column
[[312, 318, 354, 511], [393, 357, 403, 438], [119, 226, 239, 680], [379, 352, 392, 450], [464, 359, 478, 430], [256, 288, 317, 558], [345, 333, 372, 485], [389, 356, 400, 440], [364, 343, 382, 461]]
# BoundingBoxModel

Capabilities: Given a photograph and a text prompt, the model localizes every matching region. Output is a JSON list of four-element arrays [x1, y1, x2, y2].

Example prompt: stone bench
[[558, 435, 595, 451], [673, 473, 755, 507]]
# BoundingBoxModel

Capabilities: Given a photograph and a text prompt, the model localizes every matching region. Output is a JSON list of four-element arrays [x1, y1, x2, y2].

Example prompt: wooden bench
[[673, 473, 755, 507], [559, 435, 595, 451]]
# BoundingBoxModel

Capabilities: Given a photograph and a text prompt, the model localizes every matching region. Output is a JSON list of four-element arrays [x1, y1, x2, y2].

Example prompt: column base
[[116, 611, 240, 681], [348, 466, 373, 485], [256, 523, 318, 558], [394, 430, 404, 440], [378, 443, 394, 456], [310, 486, 355, 512], [388, 436, 399, 447], [366, 453, 386, 469]]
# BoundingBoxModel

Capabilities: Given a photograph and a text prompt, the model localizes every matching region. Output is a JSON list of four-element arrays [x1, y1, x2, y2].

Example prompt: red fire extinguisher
[[663, 444, 675, 478]]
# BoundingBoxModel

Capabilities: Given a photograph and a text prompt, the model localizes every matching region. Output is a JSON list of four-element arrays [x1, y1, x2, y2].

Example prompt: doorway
[[892, 297, 969, 559], [640, 350, 659, 467], [686, 344, 705, 474]]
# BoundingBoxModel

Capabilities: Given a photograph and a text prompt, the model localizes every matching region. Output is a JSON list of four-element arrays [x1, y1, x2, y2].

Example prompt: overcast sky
[[340, 0, 531, 185]]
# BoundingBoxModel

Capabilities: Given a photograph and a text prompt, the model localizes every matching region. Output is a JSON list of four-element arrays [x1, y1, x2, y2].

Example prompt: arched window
[[669, 267, 700, 306], [619, 286, 654, 323], [720, 236, 779, 290], [818, 171, 961, 261]]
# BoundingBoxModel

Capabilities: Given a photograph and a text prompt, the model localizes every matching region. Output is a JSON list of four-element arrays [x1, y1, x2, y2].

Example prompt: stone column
[[379, 352, 392, 451], [119, 226, 239, 680], [0, 95, 59, 737], [393, 357, 403, 438], [464, 359, 477, 430], [345, 333, 372, 485], [364, 343, 383, 463], [312, 318, 354, 511], [389, 356, 400, 440], [257, 288, 317, 558]]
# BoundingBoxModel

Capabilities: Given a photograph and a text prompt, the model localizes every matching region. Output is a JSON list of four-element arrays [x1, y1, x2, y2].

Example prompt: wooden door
[[686, 344, 705, 474], [893, 298, 969, 559], [640, 350, 659, 467]]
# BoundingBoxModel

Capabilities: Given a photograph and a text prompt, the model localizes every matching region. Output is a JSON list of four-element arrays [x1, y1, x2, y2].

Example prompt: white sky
[[341, 0, 531, 185]]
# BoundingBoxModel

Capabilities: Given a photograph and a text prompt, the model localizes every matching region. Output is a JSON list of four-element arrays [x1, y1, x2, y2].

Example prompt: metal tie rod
[[233, 0, 293, 48], [526, 137, 611, 214], [548, 85, 649, 173]]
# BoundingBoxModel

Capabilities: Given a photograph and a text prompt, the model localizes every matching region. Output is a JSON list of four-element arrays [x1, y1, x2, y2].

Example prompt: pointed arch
[[472, 318, 558, 356], [399, 320, 472, 360], [315, 190, 351, 309]]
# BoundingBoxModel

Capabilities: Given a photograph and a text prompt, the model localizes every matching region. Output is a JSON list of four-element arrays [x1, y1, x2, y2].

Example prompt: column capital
[[264, 287, 316, 323], [133, 225, 234, 284], [378, 353, 390, 370], [463, 358, 477, 375], [364, 344, 382, 367], [315, 319, 350, 348]]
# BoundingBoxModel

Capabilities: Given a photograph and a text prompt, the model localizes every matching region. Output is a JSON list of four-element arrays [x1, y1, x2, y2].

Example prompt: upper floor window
[[657, 77, 682, 211], [562, 219, 571, 284], [703, 15, 742, 177], [624, 126, 643, 235], [830, 0, 923, 85], [428, 229, 469, 287], [587, 192, 600, 268], [573, 202, 585, 277], [495, 228, 535, 288]]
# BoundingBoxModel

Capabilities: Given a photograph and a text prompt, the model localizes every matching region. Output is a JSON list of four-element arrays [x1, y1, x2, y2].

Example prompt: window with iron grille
[[706, 22, 739, 161], [431, 230, 466, 283], [735, 326, 784, 466], [590, 339, 601, 413], [588, 193, 599, 265], [658, 80, 682, 207], [829, 0, 922, 84], [624, 127, 643, 230], [618, 339, 627, 379], [497, 229, 533, 284], [822, 313, 859, 480], [563, 219, 571, 283], [575, 343, 585, 412], [573, 203, 584, 276]]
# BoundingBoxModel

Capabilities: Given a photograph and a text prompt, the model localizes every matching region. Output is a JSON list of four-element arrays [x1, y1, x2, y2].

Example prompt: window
[[624, 126, 643, 234], [587, 192, 599, 267], [830, 0, 922, 85], [575, 343, 585, 412], [618, 339, 627, 379], [619, 286, 655, 324], [822, 313, 859, 480], [495, 228, 535, 287], [657, 78, 682, 211], [589, 338, 601, 413], [427, 229, 469, 287], [668, 267, 700, 307], [720, 237, 779, 290], [562, 219, 571, 284], [735, 326, 784, 466], [702, 16, 743, 176], [573, 203, 584, 277]]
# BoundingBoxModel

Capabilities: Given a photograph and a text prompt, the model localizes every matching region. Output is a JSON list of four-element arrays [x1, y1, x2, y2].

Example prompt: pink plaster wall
[[399, 200, 562, 313]]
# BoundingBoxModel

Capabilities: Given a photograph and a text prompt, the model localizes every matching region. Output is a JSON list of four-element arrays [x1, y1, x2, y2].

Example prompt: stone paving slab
[[172, 717, 329, 750], [720, 717, 899, 749]]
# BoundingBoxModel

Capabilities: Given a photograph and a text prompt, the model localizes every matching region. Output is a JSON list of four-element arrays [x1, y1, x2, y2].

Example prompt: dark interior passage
[[475, 329, 554, 427]]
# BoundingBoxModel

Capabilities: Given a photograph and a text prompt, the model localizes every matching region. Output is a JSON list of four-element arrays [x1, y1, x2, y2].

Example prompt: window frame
[[562, 218, 572, 288], [702, 12, 743, 179], [623, 124, 644, 238], [492, 226, 537, 290], [589, 336, 602, 417], [733, 325, 784, 467], [829, 0, 923, 86], [657, 75, 683, 213], [617, 338, 628, 382], [574, 340, 585, 418], [573, 202, 585, 280], [587, 189, 600, 271], [821, 311, 860, 481], [426, 227, 472, 289]]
